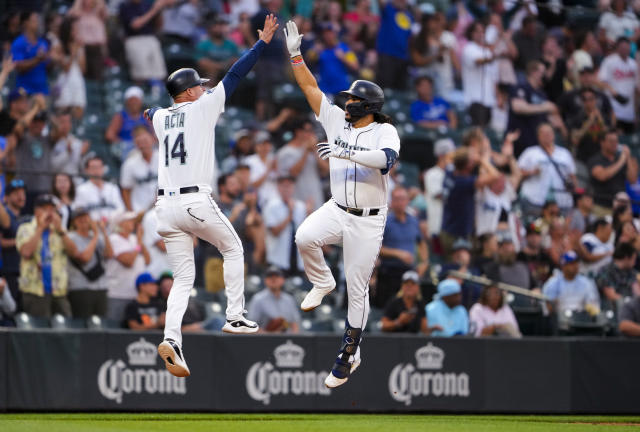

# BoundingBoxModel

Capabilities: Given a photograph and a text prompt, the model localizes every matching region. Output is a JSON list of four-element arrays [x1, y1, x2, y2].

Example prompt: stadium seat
[[283, 276, 305, 293], [310, 319, 334, 332], [14, 312, 50, 329], [190, 288, 219, 303], [51, 314, 86, 330], [204, 301, 224, 320], [301, 318, 313, 332], [86, 315, 122, 330], [245, 274, 263, 296], [314, 304, 334, 321]]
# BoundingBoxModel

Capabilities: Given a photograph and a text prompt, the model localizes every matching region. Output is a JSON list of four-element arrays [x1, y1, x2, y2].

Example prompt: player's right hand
[[284, 20, 303, 58]]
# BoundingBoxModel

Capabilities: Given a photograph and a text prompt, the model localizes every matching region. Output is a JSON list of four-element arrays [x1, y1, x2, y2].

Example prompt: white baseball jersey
[[120, 150, 159, 212], [316, 95, 400, 209], [151, 85, 226, 189]]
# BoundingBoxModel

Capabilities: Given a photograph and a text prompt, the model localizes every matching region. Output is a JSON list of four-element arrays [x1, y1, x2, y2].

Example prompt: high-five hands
[[258, 14, 279, 44], [284, 20, 303, 57]]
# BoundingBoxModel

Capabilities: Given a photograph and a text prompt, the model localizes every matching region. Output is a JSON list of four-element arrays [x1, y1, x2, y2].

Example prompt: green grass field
[[1, 414, 640, 432]]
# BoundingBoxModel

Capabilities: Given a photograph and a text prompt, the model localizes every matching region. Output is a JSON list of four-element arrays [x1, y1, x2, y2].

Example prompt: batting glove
[[284, 20, 303, 58], [317, 142, 352, 160]]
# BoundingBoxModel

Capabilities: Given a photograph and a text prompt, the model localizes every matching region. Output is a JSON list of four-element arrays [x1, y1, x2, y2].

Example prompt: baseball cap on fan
[[124, 86, 144, 101], [434, 138, 455, 157]]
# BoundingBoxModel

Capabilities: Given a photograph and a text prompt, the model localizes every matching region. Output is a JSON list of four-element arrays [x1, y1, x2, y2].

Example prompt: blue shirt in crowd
[[317, 42, 352, 95], [441, 170, 476, 237], [627, 180, 640, 216], [381, 211, 422, 267], [11, 35, 49, 95], [376, 2, 413, 60], [426, 299, 469, 337], [410, 98, 451, 124]]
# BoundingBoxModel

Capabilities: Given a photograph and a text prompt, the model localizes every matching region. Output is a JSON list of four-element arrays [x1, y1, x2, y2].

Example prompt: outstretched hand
[[283, 20, 303, 57], [258, 14, 279, 44]]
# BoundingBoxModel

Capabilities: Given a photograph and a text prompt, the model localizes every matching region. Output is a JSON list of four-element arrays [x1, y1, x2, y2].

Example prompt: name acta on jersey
[[164, 112, 185, 130]]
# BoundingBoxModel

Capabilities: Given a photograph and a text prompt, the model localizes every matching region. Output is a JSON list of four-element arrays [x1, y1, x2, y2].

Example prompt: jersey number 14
[[164, 133, 187, 166]]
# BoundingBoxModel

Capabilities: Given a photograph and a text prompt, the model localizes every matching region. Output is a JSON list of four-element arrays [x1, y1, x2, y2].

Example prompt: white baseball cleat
[[222, 317, 259, 334], [158, 339, 190, 377], [324, 349, 361, 389], [301, 286, 335, 311]]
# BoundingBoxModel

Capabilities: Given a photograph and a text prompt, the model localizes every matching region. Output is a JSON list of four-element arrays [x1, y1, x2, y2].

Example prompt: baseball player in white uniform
[[150, 15, 279, 378], [284, 21, 401, 388]]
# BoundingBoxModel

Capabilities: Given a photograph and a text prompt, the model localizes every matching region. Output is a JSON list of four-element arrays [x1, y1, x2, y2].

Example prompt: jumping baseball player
[[150, 15, 279, 378], [284, 21, 400, 388]]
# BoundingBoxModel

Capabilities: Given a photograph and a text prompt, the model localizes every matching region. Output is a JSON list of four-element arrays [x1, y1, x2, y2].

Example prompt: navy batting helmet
[[339, 80, 385, 115], [166, 68, 210, 98]]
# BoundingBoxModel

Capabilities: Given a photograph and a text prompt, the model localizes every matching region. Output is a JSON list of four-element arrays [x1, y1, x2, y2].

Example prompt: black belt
[[158, 186, 199, 196], [336, 202, 380, 217]]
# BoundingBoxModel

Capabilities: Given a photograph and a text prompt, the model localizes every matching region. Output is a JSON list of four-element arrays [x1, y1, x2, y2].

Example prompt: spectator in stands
[[569, 88, 612, 165], [105, 86, 151, 160], [508, 60, 564, 157], [485, 233, 532, 289], [0, 277, 16, 326], [142, 207, 170, 278], [221, 129, 254, 175], [410, 76, 457, 130], [74, 156, 126, 222], [512, 15, 544, 72], [567, 188, 595, 245], [485, 13, 517, 87], [66, 207, 112, 319], [518, 221, 554, 288], [469, 285, 521, 337], [595, 242, 638, 305], [247, 265, 300, 333], [11, 11, 49, 95], [410, 10, 459, 99], [125, 272, 165, 330], [541, 35, 566, 105], [598, 0, 640, 50], [264, 176, 306, 275], [461, 20, 497, 127], [51, 17, 86, 120], [196, 15, 240, 81], [52, 173, 75, 230], [248, 0, 286, 119], [440, 147, 500, 255], [16, 111, 52, 210], [543, 251, 600, 316], [161, 0, 200, 44], [16, 194, 73, 318], [244, 131, 278, 208], [119, 0, 169, 90], [0, 88, 46, 139], [440, 238, 483, 308], [68, 0, 109, 80], [558, 67, 614, 130], [381, 270, 432, 334], [157, 272, 223, 333], [376, 186, 428, 308], [312, 23, 359, 97], [50, 110, 89, 178], [1, 179, 26, 306], [0, 11, 21, 56], [375, 0, 413, 89], [475, 149, 521, 247], [105, 211, 149, 323], [588, 131, 637, 215], [424, 138, 455, 242], [120, 127, 158, 213], [619, 296, 640, 337], [473, 233, 498, 273], [276, 118, 326, 211], [426, 279, 469, 337], [517, 123, 576, 218], [598, 37, 638, 133]]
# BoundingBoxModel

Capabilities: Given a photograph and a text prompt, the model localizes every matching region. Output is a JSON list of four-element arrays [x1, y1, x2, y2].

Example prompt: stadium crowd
[[2, 0, 640, 338]]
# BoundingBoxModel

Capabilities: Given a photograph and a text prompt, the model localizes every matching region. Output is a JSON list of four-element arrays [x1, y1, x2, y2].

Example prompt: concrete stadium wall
[[0, 330, 638, 413]]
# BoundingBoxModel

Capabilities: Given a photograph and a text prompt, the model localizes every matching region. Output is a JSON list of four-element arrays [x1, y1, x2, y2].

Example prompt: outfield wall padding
[[1, 330, 638, 413]]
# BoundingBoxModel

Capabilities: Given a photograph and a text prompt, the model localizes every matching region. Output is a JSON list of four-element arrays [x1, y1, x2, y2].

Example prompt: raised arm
[[284, 21, 323, 116], [221, 14, 278, 98]]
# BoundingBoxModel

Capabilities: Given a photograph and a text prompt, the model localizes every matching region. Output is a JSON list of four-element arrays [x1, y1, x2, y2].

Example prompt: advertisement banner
[[570, 340, 640, 413], [94, 332, 215, 411], [0, 331, 6, 411], [483, 338, 571, 413]]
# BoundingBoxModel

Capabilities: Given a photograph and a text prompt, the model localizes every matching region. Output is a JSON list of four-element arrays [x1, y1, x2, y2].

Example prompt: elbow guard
[[380, 148, 398, 175]]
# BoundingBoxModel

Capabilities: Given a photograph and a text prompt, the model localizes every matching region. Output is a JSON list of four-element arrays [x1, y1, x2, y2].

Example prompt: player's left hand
[[258, 14, 279, 44]]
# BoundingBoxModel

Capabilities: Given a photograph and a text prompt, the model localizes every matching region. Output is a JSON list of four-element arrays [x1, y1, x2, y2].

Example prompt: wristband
[[134, 244, 142, 253], [290, 56, 304, 66]]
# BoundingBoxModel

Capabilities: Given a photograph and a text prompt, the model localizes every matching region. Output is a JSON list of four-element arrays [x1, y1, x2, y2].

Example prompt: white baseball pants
[[156, 189, 245, 346], [295, 200, 387, 329]]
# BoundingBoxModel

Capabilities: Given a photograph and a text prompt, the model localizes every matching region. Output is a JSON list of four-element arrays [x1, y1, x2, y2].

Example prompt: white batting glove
[[317, 142, 352, 160], [284, 20, 303, 58]]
